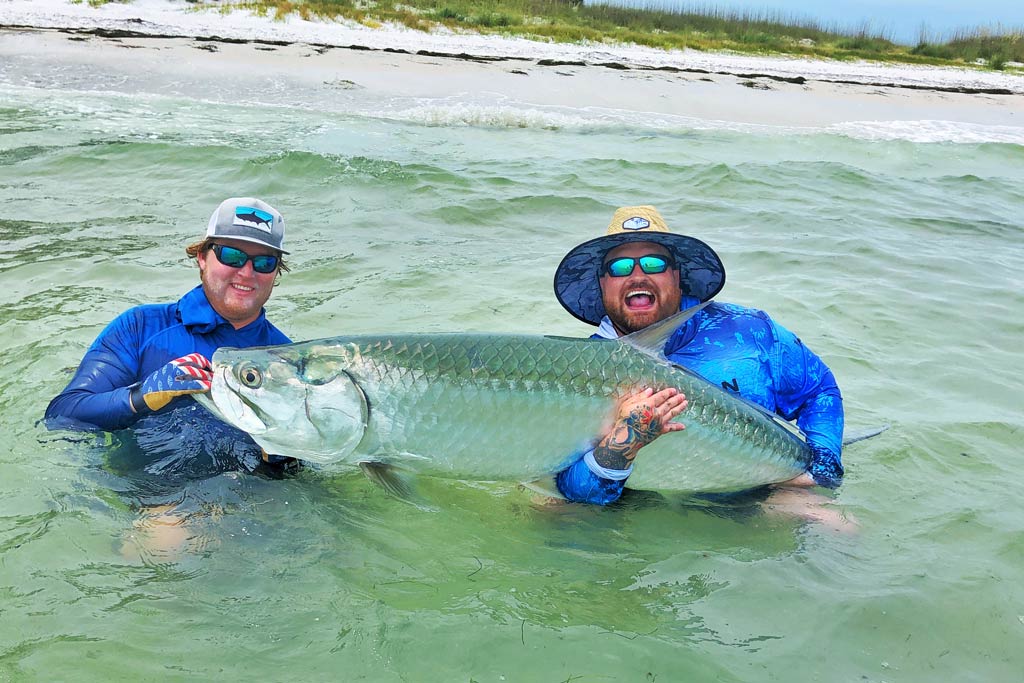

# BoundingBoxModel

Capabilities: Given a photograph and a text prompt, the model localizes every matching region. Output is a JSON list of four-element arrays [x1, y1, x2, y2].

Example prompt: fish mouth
[[625, 288, 656, 310]]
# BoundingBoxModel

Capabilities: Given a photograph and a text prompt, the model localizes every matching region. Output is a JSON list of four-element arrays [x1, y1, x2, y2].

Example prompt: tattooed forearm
[[593, 435, 634, 470], [593, 404, 661, 470]]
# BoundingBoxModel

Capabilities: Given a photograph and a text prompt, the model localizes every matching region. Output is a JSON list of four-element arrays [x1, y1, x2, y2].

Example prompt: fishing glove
[[129, 352, 213, 413], [808, 445, 844, 489]]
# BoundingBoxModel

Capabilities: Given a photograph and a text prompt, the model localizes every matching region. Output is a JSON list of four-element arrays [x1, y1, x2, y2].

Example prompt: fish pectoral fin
[[358, 461, 416, 501]]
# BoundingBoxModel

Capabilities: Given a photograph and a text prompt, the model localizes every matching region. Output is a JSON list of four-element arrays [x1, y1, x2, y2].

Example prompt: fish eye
[[238, 365, 263, 389]]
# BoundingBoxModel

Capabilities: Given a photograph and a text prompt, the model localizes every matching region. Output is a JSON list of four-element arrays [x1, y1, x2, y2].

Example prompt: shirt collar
[[177, 284, 266, 334], [595, 316, 618, 339]]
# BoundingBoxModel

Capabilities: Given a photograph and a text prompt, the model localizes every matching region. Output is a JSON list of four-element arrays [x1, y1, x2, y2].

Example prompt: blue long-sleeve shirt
[[556, 299, 844, 504], [45, 285, 290, 431]]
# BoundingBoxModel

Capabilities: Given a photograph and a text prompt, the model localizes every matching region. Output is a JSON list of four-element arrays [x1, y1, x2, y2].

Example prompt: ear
[[196, 247, 208, 271]]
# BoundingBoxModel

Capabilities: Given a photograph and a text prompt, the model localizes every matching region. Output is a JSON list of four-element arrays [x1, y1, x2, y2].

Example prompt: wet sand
[[1, 26, 1022, 131]]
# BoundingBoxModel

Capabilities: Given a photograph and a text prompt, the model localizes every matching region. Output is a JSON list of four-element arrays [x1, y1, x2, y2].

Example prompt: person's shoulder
[[265, 320, 291, 345], [104, 301, 178, 329], [245, 313, 290, 345], [130, 301, 178, 315], [701, 301, 778, 336], [705, 301, 770, 322]]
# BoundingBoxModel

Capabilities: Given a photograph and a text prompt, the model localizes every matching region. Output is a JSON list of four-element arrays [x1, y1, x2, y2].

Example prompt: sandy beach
[[1, 0, 1023, 138]]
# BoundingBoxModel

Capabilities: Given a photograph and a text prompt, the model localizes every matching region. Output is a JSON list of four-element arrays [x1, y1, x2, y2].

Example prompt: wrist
[[583, 450, 633, 481], [808, 446, 844, 488], [592, 433, 640, 470], [128, 385, 149, 415]]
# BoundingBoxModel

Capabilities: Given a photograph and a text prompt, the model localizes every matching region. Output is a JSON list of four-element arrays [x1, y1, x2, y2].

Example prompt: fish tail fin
[[842, 424, 891, 446]]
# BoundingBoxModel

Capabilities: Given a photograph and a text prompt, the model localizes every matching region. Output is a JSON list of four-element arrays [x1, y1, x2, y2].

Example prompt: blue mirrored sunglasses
[[210, 243, 279, 274], [603, 254, 674, 277]]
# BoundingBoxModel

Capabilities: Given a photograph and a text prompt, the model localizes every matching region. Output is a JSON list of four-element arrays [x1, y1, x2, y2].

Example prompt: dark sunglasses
[[603, 254, 674, 278], [210, 243, 279, 274]]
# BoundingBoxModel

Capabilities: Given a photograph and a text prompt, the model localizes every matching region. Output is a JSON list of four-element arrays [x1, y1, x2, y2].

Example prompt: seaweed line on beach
[[3, 24, 1021, 97]]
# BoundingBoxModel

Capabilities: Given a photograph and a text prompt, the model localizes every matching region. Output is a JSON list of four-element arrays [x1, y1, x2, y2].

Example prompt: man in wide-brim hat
[[552, 206, 845, 505]]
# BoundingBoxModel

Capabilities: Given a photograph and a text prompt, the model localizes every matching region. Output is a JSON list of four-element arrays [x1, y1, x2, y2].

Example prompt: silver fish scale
[[287, 334, 810, 490]]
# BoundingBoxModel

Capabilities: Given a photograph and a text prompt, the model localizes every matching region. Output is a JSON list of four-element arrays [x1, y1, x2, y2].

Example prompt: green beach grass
[[90, 0, 1024, 70]]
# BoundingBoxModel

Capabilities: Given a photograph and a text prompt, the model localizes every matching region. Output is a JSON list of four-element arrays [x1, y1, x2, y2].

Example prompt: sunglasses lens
[[212, 244, 278, 273], [251, 255, 278, 274], [216, 245, 248, 268], [605, 255, 672, 277], [606, 257, 636, 277], [638, 255, 669, 274]]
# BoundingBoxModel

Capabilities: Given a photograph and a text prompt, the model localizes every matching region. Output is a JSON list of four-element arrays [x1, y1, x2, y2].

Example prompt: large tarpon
[[195, 305, 831, 494]]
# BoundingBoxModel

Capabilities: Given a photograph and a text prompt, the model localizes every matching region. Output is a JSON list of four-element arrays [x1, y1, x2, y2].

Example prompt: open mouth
[[625, 289, 656, 310]]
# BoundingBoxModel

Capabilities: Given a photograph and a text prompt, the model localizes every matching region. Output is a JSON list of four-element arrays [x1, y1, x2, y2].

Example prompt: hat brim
[[553, 232, 725, 326]]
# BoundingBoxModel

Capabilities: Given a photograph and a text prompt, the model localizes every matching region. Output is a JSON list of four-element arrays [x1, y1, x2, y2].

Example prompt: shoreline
[[1, 1, 1022, 141], [1, 0, 1024, 96], [2, 27, 1022, 140], [8, 23, 1020, 99]]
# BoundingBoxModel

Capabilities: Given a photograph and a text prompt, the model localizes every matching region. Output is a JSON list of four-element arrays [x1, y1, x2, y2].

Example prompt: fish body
[[197, 309, 812, 494]]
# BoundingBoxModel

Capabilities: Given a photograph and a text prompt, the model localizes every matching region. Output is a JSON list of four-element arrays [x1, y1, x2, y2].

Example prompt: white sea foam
[[2, 0, 1023, 95], [826, 119, 1024, 144], [5, 74, 1024, 146], [370, 102, 1024, 144]]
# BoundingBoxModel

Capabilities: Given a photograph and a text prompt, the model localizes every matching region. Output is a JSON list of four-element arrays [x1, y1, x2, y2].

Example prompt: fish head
[[195, 342, 368, 465]]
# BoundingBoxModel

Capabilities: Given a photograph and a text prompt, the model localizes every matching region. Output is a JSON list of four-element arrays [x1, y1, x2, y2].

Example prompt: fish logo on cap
[[622, 216, 651, 231], [233, 206, 274, 234]]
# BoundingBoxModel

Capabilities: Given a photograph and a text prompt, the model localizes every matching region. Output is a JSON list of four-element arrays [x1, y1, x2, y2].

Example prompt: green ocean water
[[2, 50, 1024, 682]]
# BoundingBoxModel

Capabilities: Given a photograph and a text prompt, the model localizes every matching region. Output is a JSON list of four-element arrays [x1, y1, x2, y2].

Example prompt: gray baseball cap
[[206, 197, 289, 253]]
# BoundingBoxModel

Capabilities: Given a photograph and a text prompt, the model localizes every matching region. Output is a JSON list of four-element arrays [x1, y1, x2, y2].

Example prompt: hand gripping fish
[[196, 304, 874, 495]]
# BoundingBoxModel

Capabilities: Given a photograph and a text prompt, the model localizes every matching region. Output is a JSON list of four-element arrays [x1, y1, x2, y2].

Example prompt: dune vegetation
[[100, 0, 1024, 70]]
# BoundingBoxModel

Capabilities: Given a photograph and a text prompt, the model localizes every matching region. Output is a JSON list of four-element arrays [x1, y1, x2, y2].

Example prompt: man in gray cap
[[553, 205, 844, 505], [46, 198, 291, 452]]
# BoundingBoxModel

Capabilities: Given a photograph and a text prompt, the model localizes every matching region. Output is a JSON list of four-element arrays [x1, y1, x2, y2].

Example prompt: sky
[[601, 1, 1024, 44]]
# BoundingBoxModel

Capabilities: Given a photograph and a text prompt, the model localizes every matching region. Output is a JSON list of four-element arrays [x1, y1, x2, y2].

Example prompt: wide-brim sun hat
[[554, 205, 726, 326]]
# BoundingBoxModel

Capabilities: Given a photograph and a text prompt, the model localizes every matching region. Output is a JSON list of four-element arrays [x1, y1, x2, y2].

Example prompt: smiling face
[[196, 238, 279, 329], [599, 241, 682, 336]]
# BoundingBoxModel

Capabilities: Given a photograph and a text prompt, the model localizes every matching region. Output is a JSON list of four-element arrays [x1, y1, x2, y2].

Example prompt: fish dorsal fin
[[620, 300, 712, 360]]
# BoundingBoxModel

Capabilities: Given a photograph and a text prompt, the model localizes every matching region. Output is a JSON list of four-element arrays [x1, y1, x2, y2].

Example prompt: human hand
[[130, 352, 213, 413], [775, 472, 816, 487], [774, 445, 843, 488], [592, 387, 688, 470]]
